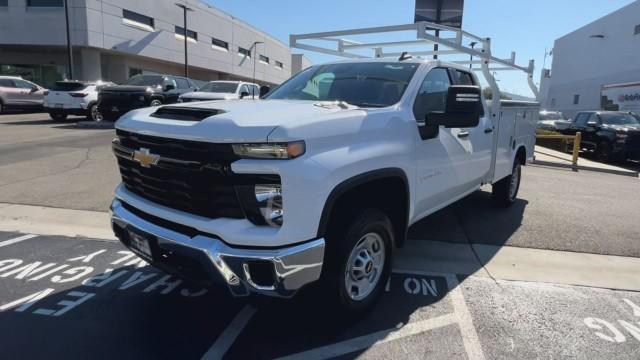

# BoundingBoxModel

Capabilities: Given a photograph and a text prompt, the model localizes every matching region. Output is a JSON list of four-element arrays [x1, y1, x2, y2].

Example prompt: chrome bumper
[[110, 199, 325, 298]]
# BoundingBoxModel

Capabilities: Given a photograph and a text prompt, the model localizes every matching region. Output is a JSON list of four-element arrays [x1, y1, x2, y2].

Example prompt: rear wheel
[[49, 112, 68, 121], [150, 99, 162, 107], [322, 209, 392, 317], [492, 159, 522, 207]]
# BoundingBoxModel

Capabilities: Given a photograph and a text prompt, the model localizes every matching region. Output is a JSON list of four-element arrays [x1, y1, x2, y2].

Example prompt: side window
[[175, 78, 190, 89], [587, 113, 601, 124], [574, 113, 590, 126], [413, 68, 451, 120], [0, 79, 15, 88], [239, 85, 250, 95], [455, 70, 475, 85], [163, 77, 177, 90], [251, 85, 260, 96], [14, 79, 35, 89]]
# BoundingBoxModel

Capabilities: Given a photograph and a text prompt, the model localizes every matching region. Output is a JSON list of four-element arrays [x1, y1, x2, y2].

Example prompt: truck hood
[[180, 92, 238, 100], [116, 99, 366, 143]]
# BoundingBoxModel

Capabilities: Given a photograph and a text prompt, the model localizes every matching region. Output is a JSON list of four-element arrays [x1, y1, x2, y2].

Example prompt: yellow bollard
[[572, 132, 582, 167]]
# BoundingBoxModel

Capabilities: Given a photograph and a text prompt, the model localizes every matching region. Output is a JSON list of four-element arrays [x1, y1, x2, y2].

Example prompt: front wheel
[[492, 160, 522, 207], [150, 99, 162, 107], [322, 209, 392, 316]]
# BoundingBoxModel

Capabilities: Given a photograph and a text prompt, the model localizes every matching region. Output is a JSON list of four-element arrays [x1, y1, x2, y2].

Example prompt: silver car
[[178, 81, 260, 103], [0, 76, 46, 114]]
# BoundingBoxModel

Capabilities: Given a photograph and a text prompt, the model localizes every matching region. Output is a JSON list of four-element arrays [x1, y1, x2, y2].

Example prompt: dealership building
[[0, 0, 311, 87], [540, 0, 640, 117]]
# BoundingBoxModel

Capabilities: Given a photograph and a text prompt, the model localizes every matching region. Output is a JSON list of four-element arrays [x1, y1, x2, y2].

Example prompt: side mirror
[[30, 86, 39, 93], [259, 85, 271, 98], [164, 84, 175, 92], [239, 91, 250, 99], [586, 121, 600, 128], [424, 85, 483, 128]]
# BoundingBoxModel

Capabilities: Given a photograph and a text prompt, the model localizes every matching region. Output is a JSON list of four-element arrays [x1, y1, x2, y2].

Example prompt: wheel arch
[[317, 168, 410, 249]]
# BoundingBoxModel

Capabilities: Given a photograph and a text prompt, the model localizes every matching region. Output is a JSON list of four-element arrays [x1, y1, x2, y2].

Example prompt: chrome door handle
[[484, 128, 493, 134], [457, 131, 470, 139]]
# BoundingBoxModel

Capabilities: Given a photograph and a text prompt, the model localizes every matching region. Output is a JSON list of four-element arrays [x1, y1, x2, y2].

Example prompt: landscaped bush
[[535, 129, 569, 152]]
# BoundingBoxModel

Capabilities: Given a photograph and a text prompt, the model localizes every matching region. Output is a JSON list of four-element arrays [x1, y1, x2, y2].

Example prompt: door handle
[[457, 131, 470, 139], [484, 128, 493, 134]]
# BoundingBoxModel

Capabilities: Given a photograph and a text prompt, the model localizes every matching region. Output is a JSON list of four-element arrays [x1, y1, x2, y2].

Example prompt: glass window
[[239, 85, 250, 94], [259, 55, 270, 64], [27, 0, 63, 6], [123, 9, 154, 29], [13, 79, 36, 89], [266, 62, 419, 108], [573, 94, 580, 105], [198, 82, 238, 93], [635, 24, 640, 35], [163, 77, 177, 89], [175, 26, 197, 41], [455, 70, 475, 85], [238, 47, 251, 58], [51, 81, 88, 91], [212, 37, 228, 50], [175, 77, 190, 89], [0, 0, 8, 7], [600, 113, 639, 125], [413, 68, 452, 120], [251, 85, 260, 96], [275, 61, 284, 69], [125, 75, 164, 86], [0, 79, 15, 87], [574, 113, 590, 126]]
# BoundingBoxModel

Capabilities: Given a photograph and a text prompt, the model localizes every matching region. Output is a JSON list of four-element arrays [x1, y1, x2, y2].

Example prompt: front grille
[[114, 129, 245, 219]]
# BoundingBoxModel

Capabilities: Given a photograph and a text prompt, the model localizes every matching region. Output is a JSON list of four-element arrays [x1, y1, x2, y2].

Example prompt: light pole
[[252, 41, 264, 89], [469, 41, 477, 69], [63, 0, 73, 79], [175, 3, 194, 78]]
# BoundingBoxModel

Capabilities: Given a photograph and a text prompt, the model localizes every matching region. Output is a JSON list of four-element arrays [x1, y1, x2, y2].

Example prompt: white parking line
[[276, 313, 458, 360], [201, 305, 256, 360], [446, 273, 486, 360], [0, 234, 38, 248]]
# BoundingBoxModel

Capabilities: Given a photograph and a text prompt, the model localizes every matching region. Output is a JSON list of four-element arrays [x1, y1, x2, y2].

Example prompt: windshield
[[265, 62, 419, 107], [600, 113, 640, 125], [125, 75, 164, 87], [199, 82, 239, 93], [539, 112, 565, 120]]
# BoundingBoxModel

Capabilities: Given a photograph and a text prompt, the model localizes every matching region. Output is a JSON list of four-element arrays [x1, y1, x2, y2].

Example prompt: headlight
[[232, 141, 305, 160]]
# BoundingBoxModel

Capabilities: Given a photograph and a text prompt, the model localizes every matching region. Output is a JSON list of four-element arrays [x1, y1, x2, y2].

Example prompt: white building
[[0, 0, 310, 87], [542, 0, 640, 118]]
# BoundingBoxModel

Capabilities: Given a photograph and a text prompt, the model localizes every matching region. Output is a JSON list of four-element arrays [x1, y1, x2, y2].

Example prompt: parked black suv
[[562, 111, 640, 162], [97, 74, 197, 121]]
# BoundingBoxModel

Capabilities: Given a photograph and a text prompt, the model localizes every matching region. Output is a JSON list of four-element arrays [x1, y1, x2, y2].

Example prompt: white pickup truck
[[110, 23, 539, 314]]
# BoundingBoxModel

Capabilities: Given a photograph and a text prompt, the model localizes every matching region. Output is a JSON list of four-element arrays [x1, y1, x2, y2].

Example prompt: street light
[[175, 3, 194, 78], [63, 0, 73, 79], [251, 41, 264, 90], [469, 41, 477, 69]]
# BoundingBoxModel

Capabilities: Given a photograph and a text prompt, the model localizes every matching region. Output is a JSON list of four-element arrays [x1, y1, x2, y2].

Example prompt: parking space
[[2, 233, 639, 359]]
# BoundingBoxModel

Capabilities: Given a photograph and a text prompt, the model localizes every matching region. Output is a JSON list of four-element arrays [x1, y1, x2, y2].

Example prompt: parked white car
[[537, 110, 569, 131], [109, 23, 539, 314], [44, 80, 113, 121], [178, 81, 260, 103]]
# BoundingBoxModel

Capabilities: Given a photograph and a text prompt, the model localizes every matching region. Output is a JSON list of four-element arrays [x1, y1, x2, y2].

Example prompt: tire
[[492, 159, 522, 207], [322, 209, 393, 317], [49, 112, 68, 122], [87, 103, 102, 122], [150, 99, 162, 107], [596, 140, 613, 163]]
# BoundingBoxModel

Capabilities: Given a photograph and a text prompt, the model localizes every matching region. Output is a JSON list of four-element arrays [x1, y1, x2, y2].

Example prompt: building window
[[0, 0, 8, 7], [238, 47, 251, 58], [175, 26, 197, 42], [259, 55, 270, 64], [275, 61, 284, 69], [211, 37, 229, 51], [122, 9, 154, 31], [635, 24, 640, 35], [27, 0, 63, 6], [573, 94, 580, 105]]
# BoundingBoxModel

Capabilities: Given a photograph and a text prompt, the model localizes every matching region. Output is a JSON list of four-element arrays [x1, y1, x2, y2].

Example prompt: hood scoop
[[150, 106, 226, 122]]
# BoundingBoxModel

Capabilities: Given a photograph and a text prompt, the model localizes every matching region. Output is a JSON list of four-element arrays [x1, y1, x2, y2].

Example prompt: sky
[[208, 0, 636, 97]]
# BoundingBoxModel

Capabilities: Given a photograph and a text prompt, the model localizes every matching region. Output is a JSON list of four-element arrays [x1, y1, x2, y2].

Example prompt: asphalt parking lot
[[1, 112, 640, 359], [1, 231, 640, 359]]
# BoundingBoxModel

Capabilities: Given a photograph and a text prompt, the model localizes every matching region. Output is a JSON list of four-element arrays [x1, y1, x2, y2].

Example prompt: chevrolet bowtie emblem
[[132, 148, 160, 168]]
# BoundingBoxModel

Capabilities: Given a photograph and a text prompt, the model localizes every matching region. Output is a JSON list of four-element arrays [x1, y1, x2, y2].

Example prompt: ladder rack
[[290, 22, 540, 106]]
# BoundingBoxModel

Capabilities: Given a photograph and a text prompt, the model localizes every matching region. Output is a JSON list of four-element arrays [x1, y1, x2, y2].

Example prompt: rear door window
[[175, 78, 190, 89], [0, 79, 15, 87], [13, 79, 35, 89]]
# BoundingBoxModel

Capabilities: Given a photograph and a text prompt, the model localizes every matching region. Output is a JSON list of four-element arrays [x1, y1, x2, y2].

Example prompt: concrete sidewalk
[[533, 145, 638, 177]]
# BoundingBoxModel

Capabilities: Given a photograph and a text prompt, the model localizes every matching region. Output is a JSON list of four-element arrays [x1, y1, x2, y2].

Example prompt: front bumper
[[110, 199, 325, 298]]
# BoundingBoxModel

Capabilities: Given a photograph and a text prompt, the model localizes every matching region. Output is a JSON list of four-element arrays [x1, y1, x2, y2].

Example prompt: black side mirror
[[424, 85, 483, 128], [164, 84, 175, 91], [586, 121, 600, 129], [239, 91, 250, 99], [30, 86, 39, 93], [259, 85, 271, 98]]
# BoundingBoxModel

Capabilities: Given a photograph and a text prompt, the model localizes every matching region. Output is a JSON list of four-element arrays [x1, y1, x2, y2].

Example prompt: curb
[[532, 159, 639, 178], [75, 121, 115, 129]]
